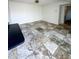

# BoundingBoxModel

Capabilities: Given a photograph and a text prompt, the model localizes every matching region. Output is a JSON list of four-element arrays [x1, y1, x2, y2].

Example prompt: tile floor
[[8, 21, 71, 59]]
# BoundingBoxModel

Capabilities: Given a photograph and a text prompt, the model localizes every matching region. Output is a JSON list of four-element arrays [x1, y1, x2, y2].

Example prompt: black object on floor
[[8, 24, 24, 50]]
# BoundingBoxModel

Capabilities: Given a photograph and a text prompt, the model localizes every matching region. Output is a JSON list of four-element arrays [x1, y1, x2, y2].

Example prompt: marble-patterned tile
[[8, 20, 71, 59], [8, 48, 17, 59], [54, 48, 70, 59], [44, 41, 59, 55]]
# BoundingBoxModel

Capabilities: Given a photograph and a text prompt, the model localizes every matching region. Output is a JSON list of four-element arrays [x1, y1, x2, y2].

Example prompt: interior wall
[[9, 1, 70, 24], [9, 1, 43, 24], [59, 5, 65, 24], [42, 1, 70, 24], [43, 4, 60, 24]]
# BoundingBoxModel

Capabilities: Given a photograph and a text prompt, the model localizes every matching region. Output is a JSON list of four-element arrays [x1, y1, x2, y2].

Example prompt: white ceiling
[[9, 0, 71, 5]]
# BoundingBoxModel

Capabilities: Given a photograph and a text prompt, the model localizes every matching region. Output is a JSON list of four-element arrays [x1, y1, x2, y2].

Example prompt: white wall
[[43, 4, 60, 24], [42, 1, 70, 24], [59, 5, 65, 24], [9, 1, 43, 24], [9, 1, 70, 24]]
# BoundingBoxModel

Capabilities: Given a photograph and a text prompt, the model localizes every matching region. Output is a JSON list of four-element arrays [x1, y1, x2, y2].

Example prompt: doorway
[[59, 4, 71, 30]]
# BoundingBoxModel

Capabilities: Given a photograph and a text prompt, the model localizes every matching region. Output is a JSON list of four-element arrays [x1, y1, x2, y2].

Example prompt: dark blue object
[[8, 24, 24, 50]]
